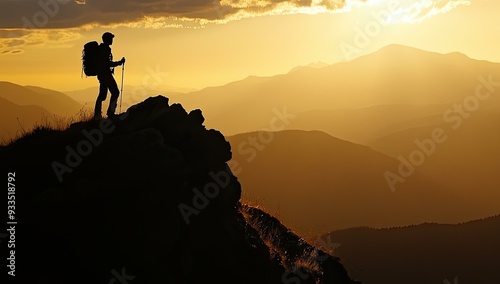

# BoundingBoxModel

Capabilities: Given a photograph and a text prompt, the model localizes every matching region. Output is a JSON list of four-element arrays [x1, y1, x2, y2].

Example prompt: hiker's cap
[[102, 32, 115, 40]]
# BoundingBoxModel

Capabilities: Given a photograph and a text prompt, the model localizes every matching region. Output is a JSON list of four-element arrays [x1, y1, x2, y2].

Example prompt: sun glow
[[362, 0, 471, 24]]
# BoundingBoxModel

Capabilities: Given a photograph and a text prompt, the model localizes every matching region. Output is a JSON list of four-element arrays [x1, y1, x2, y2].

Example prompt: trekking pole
[[120, 61, 125, 113]]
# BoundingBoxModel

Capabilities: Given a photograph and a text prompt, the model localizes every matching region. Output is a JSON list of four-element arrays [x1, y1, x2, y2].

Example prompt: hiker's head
[[102, 32, 114, 45]]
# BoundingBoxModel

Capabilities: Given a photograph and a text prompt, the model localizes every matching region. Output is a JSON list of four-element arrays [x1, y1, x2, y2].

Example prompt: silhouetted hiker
[[94, 32, 125, 120]]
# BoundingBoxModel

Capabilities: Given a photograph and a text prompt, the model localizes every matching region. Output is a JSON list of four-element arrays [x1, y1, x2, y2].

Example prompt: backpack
[[82, 41, 99, 77]]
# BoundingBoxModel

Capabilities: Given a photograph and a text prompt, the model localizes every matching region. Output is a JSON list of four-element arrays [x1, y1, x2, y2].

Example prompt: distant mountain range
[[369, 107, 500, 196], [327, 214, 500, 284], [65, 84, 196, 109], [0, 82, 83, 142], [0, 82, 82, 116], [0, 81, 193, 142], [227, 130, 493, 235], [0, 96, 51, 143], [171, 44, 500, 138], [181, 44, 499, 232]]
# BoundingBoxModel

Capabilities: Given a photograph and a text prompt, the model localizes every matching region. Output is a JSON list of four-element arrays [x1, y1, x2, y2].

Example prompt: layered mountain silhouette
[[170, 44, 500, 137], [286, 104, 450, 145], [227, 130, 490, 235], [66, 84, 196, 110], [0, 82, 84, 142], [165, 44, 500, 234], [0, 96, 52, 143], [327, 215, 500, 284], [0, 96, 358, 284], [0, 82, 82, 116], [370, 107, 500, 198]]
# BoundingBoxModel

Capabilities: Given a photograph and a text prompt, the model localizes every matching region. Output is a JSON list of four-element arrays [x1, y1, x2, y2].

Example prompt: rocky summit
[[0, 96, 358, 284]]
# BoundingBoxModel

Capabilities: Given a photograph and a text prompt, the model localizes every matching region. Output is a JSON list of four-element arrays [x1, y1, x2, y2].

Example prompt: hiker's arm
[[109, 59, 123, 67], [109, 61, 121, 67]]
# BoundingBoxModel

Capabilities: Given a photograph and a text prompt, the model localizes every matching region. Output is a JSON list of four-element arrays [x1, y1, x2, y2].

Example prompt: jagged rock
[[0, 96, 358, 284], [188, 109, 205, 125]]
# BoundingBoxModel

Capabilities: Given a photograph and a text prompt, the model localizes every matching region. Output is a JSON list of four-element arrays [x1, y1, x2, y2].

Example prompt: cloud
[[1, 49, 24, 55], [389, 0, 471, 23], [0, 0, 470, 29], [0, 29, 81, 55], [0, 0, 351, 29], [0, 0, 471, 53], [0, 30, 30, 38], [5, 39, 25, 47]]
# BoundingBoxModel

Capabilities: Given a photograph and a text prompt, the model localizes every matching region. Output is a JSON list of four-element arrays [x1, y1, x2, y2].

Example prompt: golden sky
[[0, 0, 499, 91]]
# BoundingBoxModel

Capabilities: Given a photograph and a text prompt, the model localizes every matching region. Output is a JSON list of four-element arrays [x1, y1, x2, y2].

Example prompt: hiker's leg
[[106, 76, 120, 116], [94, 79, 109, 117]]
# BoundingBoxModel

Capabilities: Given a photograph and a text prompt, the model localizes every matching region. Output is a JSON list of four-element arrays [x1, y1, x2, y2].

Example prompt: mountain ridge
[[327, 214, 500, 284], [226, 129, 484, 235], [0, 96, 53, 143], [171, 44, 500, 137], [0, 81, 82, 116], [328, 213, 500, 233]]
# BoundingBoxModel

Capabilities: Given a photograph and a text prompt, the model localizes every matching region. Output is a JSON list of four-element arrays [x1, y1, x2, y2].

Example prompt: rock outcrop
[[0, 96, 358, 284]]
